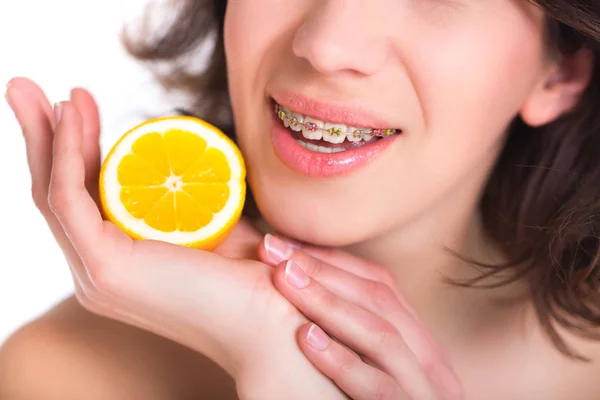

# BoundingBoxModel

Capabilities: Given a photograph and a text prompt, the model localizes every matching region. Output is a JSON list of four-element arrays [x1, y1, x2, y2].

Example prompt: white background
[[0, 0, 186, 344]]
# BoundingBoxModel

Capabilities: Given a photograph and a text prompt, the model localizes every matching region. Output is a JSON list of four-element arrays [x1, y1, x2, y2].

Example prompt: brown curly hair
[[122, 0, 600, 360]]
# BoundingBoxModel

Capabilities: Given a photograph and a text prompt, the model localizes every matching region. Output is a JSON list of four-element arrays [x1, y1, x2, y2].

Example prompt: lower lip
[[270, 112, 399, 178]]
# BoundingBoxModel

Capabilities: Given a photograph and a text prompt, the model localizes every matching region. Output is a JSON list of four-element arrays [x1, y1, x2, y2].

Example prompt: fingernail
[[284, 260, 309, 289], [4, 81, 14, 112], [265, 233, 293, 264], [54, 102, 63, 126], [306, 324, 329, 351]]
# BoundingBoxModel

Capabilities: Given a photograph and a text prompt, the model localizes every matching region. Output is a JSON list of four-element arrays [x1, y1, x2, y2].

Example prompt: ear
[[520, 48, 595, 127]]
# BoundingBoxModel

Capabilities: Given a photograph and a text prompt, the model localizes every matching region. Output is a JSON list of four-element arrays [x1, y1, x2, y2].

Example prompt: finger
[[261, 234, 395, 286], [277, 255, 461, 397], [7, 81, 92, 277], [297, 250, 451, 362], [6, 79, 57, 215], [273, 260, 436, 399], [48, 101, 117, 272], [297, 323, 407, 400], [69, 88, 101, 202], [8, 81, 131, 317], [7, 83, 104, 309], [261, 234, 419, 318], [7, 77, 55, 124], [264, 235, 461, 395], [281, 248, 403, 316], [261, 235, 445, 362], [261, 234, 413, 321]]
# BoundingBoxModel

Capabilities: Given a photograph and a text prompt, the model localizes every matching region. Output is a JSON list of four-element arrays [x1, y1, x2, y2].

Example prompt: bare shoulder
[[0, 296, 238, 400]]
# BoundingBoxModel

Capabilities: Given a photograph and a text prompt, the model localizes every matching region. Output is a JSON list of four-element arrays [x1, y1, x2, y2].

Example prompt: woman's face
[[224, 0, 551, 245]]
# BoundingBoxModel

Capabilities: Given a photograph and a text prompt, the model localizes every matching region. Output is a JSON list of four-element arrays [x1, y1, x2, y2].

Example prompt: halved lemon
[[99, 116, 246, 250]]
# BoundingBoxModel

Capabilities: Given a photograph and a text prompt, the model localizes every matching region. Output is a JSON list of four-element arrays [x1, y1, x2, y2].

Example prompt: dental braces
[[275, 104, 398, 139]]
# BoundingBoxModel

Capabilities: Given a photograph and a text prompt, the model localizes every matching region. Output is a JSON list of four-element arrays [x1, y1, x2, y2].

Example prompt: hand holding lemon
[[6, 78, 351, 400], [9, 79, 458, 400]]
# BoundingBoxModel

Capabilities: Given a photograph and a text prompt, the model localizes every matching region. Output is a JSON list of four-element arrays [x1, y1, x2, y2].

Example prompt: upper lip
[[271, 91, 400, 129]]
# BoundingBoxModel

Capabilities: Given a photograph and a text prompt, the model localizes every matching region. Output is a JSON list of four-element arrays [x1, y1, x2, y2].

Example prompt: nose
[[292, 0, 391, 77]]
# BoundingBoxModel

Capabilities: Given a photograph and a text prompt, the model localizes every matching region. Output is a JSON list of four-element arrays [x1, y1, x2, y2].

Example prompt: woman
[[1, 0, 599, 398]]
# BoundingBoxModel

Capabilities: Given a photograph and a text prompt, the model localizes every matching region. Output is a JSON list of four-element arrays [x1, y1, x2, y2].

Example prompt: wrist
[[234, 334, 347, 400], [172, 329, 244, 379]]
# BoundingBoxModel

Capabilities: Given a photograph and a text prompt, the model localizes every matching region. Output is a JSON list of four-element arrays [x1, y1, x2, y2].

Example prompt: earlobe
[[520, 48, 595, 127]]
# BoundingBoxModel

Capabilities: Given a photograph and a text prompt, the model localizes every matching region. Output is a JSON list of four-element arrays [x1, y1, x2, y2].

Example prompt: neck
[[343, 167, 529, 346]]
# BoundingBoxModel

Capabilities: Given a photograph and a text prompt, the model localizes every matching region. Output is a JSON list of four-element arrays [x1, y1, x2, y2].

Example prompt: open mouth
[[273, 100, 402, 154], [269, 96, 403, 177]]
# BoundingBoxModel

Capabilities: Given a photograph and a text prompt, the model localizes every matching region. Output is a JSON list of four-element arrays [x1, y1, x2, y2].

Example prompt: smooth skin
[[1, 80, 599, 400], [1, 82, 459, 399], [2, 0, 600, 398]]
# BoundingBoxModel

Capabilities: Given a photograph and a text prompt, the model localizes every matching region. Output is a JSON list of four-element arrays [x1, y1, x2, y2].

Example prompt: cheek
[[412, 12, 546, 138], [347, 9, 551, 233], [402, 11, 547, 173], [224, 1, 256, 104], [224, 1, 292, 99], [432, 40, 541, 130], [224, 1, 295, 155]]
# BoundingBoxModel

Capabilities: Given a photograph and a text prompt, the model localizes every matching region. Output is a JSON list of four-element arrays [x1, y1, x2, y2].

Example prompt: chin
[[250, 184, 383, 246]]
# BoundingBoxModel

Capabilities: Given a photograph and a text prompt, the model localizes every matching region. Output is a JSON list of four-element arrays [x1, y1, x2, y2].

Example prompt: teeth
[[302, 117, 323, 140], [295, 140, 346, 153], [276, 102, 397, 142], [322, 123, 347, 144], [347, 127, 364, 143], [277, 105, 303, 131], [289, 112, 304, 131]]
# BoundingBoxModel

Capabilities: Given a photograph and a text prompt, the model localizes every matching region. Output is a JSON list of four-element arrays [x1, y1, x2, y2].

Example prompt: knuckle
[[31, 186, 50, 212], [371, 263, 396, 286], [366, 281, 397, 311], [377, 267, 397, 288], [88, 266, 116, 296], [336, 352, 359, 376], [47, 188, 71, 215], [420, 353, 440, 378], [372, 376, 397, 400], [373, 322, 402, 349], [312, 285, 337, 310], [303, 258, 325, 280], [85, 258, 123, 298]]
